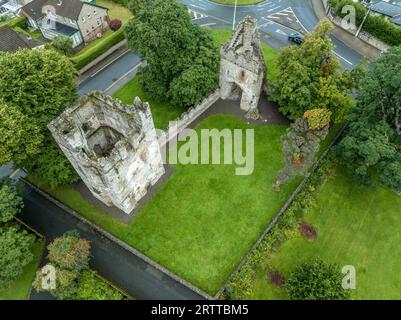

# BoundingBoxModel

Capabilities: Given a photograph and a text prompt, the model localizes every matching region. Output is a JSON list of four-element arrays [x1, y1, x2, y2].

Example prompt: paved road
[[18, 184, 205, 300], [78, 0, 362, 94]]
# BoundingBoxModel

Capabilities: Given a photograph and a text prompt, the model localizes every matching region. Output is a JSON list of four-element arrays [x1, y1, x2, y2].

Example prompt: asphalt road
[[78, 0, 362, 95], [18, 184, 205, 300]]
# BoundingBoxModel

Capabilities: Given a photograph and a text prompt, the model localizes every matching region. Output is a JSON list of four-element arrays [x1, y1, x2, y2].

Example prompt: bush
[[71, 25, 126, 70], [109, 19, 122, 31], [76, 270, 124, 300], [286, 259, 350, 300], [47, 233, 91, 272], [52, 36, 73, 56]]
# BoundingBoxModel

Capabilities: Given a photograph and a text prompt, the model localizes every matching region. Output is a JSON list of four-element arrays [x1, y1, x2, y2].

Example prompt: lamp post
[[232, 0, 238, 30]]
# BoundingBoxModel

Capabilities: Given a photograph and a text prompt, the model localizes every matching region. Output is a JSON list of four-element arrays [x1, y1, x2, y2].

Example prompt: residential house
[[0, 0, 27, 17], [368, 0, 401, 26], [21, 0, 109, 48], [0, 25, 42, 52]]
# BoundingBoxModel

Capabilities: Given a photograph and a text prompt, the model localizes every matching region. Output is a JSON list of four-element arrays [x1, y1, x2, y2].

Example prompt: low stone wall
[[322, 0, 391, 52], [158, 89, 221, 147]]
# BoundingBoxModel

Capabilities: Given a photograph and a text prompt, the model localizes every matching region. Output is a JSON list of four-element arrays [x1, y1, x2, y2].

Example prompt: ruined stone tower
[[220, 16, 267, 119], [48, 91, 165, 214]]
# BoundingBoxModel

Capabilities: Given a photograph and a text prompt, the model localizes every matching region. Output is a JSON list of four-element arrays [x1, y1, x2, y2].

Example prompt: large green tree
[[125, 0, 219, 107], [0, 225, 35, 290], [335, 46, 401, 192], [0, 49, 79, 188], [270, 19, 356, 123], [0, 181, 24, 223]]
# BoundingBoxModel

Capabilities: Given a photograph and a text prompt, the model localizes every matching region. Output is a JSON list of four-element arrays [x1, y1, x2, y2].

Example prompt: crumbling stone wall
[[220, 16, 267, 119], [48, 91, 165, 214]]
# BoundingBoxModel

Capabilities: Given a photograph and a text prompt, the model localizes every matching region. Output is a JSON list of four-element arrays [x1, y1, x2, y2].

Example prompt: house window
[[86, 30, 89, 34], [87, 12, 91, 19], [97, 19, 100, 26], [94, 10, 97, 15], [82, 17, 85, 22]]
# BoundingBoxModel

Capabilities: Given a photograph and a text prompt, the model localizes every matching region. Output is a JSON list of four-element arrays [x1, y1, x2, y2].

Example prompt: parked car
[[288, 32, 305, 45]]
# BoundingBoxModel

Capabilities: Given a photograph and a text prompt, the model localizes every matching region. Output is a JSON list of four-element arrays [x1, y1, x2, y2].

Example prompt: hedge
[[0, 16, 27, 29], [71, 25, 126, 70], [329, 0, 401, 46]]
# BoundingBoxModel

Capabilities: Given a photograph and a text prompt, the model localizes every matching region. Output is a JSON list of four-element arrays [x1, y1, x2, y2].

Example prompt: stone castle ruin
[[48, 91, 165, 214], [220, 16, 267, 119]]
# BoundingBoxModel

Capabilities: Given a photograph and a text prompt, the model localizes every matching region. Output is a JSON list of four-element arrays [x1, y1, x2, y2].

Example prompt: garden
[[246, 167, 401, 300]]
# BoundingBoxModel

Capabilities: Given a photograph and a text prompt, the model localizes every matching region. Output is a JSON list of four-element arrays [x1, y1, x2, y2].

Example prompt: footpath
[[312, 0, 381, 60]]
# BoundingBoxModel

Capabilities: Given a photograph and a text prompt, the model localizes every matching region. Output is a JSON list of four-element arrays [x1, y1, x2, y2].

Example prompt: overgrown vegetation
[[33, 231, 124, 300], [225, 159, 334, 299], [0, 49, 79, 188], [270, 19, 358, 123], [0, 180, 36, 292], [330, 0, 401, 46], [335, 46, 401, 192]]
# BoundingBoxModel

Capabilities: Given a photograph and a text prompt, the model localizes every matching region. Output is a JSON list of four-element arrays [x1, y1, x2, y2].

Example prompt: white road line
[[105, 62, 143, 92], [334, 52, 354, 65]]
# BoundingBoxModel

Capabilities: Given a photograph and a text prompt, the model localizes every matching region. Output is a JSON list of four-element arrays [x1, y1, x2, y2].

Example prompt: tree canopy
[[335, 46, 401, 192], [0, 49, 79, 188], [0, 225, 35, 290], [0, 181, 24, 223], [270, 19, 356, 123], [125, 0, 219, 107]]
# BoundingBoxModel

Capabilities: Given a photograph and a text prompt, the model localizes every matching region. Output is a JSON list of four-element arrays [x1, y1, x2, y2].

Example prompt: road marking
[[334, 52, 354, 65], [200, 22, 216, 27], [105, 62, 143, 93]]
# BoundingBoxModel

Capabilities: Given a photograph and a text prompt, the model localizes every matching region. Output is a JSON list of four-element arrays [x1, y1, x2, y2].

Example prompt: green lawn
[[112, 77, 186, 129], [0, 239, 45, 300], [248, 169, 401, 300], [33, 115, 301, 295], [96, 0, 132, 23]]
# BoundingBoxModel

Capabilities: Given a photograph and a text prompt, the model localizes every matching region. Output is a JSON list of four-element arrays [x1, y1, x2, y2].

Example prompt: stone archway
[[219, 16, 267, 120]]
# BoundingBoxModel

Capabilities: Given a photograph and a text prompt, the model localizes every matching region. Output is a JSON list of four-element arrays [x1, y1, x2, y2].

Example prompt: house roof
[[22, 0, 86, 21], [370, 1, 401, 17], [0, 25, 41, 52], [392, 16, 401, 25]]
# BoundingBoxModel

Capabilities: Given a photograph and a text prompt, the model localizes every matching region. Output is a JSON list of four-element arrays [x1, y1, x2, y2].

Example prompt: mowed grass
[[0, 239, 44, 300], [112, 77, 186, 129], [248, 169, 401, 300], [33, 115, 300, 294]]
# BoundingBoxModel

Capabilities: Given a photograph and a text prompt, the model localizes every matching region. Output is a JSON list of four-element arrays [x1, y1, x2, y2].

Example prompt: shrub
[[47, 233, 91, 272], [299, 221, 317, 240], [109, 19, 122, 31], [76, 270, 124, 300], [267, 270, 285, 288], [304, 108, 332, 130], [52, 36, 73, 56], [286, 259, 350, 300]]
